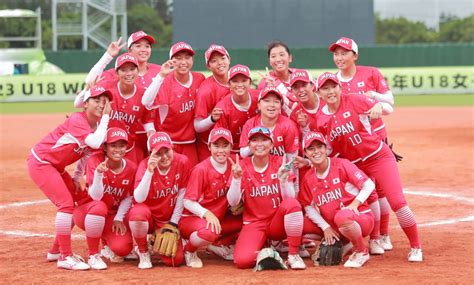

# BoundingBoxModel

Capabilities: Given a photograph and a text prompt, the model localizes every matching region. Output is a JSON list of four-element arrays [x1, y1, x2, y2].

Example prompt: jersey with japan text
[[100, 63, 161, 90], [133, 153, 190, 222]]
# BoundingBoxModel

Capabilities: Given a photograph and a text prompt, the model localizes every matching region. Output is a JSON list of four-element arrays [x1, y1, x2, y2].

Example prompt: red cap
[[205, 44, 230, 65], [208, 127, 233, 144], [147, 132, 173, 152], [127, 30, 155, 48], [248, 126, 274, 142], [290, 69, 313, 87], [106, 127, 128, 144], [303, 131, 327, 149], [83, 85, 113, 102], [317, 72, 339, 90], [228, 64, 252, 81], [329, 37, 359, 54], [115, 53, 138, 71], [258, 86, 283, 102], [169, 41, 195, 59]]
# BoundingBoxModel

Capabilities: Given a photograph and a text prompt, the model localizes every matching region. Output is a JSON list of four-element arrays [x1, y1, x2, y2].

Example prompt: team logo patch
[[132, 106, 140, 111], [277, 136, 283, 142], [271, 173, 278, 179], [343, 111, 351, 118], [332, 178, 340, 184], [357, 81, 365, 88], [123, 179, 129, 185]]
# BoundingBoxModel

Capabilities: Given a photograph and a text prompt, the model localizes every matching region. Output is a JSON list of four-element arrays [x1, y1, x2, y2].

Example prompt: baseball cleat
[[46, 252, 60, 262], [137, 250, 152, 269], [184, 251, 203, 268], [380, 235, 393, 251], [287, 254, 307, 270], [88, 253, 108, 270], [100, 246, 124, 263], [344, 251, 370, 268], [207, 244, 234, 261], [57, 254, 90, 270], [408, 248, 423, 262], [369, 239, 385, 255]]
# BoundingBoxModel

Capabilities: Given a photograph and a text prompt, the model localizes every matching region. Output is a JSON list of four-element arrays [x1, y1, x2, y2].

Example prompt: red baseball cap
[[329, 37, 359, 54], [127, 30, 155, 48], [248, 126, 274, 142], [169, 41, 195, 59], [106, 127, 128, 144], [258, 86, 283, 102], [228, 64, 252, 81], [115, 53, 138, 71], [147, 132, 173, 152], [303, 131, 327, 149], [317, 72, 339, 90], [208, 127, 233, 144], [205, 44, 230, 65], [290, 69, 313, 87], [83, 85, 113, 102]]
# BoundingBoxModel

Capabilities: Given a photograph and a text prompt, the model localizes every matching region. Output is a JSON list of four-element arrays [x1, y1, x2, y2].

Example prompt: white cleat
[[369, 239, 385, 255], [57, 254, 90, 270], [46, 252, 60, 262], [287, 254, 306, 270], [344, 251, 370, 268], [408, 248, 423, 262], [100, 246, 124, 263], [88, 253, 108, 270], [207, 244, 234, 261], [184, 251, 203, 268], [380, 235, 393, 251], [137, 250, 152, 269]]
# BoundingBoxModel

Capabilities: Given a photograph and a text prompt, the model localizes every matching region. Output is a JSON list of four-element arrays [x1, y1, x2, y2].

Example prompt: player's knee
[[128, 203, 150, 221], [234, 253, 255, 269], [88, 200, 108, 216], [334, 209, 354, 227], [197, 228, 219, 243], [279, 197, 302, 213], [162, 253, 184, 267], [109, 240, 133, 257]]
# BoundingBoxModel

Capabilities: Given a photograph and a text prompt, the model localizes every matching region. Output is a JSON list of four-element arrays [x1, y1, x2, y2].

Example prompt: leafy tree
[[127, 3, 172, 47], [375, 14, 437, 44], [438, 14, 474, 42]]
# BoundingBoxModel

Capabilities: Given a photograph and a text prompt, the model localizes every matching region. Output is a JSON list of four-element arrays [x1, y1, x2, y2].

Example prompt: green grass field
[[0, 94, 472, 114]]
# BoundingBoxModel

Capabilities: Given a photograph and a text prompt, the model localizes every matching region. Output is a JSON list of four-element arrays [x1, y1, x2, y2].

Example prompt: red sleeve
[[67, 112, 94, 144], [257, 78, 266, 91], [85, 154, 101, 187], [195, 80, 213, 119], [154, 75, 172, 107], [341, 159, 368, 189], [100, 69, 117, 84], [126, 160, 138, 195], [141, 108, 155, 124], [134, 159, 149, 189], [239, 118, 253, 148], [214, 98, 229, 129], [372, 67, 390, 93], [350, 94, 377, 114], [184, 165, 205, 201], [297, 176, 313, 207], [179, 155, 192, 188], [283, 118, 299, 153]]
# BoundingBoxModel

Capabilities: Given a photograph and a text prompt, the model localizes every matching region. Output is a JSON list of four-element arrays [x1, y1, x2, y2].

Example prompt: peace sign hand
[[228, 154, 242, 179], [278, 154, 293, 180], [106, 37, 127, 57], [257, 67, 275, 87]]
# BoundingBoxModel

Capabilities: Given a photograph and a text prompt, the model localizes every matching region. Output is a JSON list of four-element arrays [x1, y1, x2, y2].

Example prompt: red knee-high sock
[[129, 221, 149, 253], [395, 206, 421, 248], [284, 212, 303, 255], [56, 212, 73, 257], [339, 222, 366, 253], [85, 214, 105, 255], [379, 197, 391, 235]]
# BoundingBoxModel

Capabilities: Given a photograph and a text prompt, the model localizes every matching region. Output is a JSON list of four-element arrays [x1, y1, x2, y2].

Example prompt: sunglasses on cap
[[248, 126, 271, 135]]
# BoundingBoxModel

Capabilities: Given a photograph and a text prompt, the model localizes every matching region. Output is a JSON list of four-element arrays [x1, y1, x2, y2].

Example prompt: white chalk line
[[0, 188, 473, 239]]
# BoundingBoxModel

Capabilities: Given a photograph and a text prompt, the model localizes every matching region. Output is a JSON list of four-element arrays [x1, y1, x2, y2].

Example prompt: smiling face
[[291, 81, 313, 103], [104, 140, 127, 162], [333, 46, 358, 71], [209, 138, 231, 164], [129, 38, 152, 63], [258, 93, 282, 119], [207, 52, 230, 77], [84, 94, 107, 119], [153, 147, 174, 171], [318, 81, 341, 106], [304, 140, 327, 165], [248, 134, 273, 158], [172, 51, 194, 76], [269, 45, 292, 74], [117, 62, 138, 85], [229, 74, 251, 97]]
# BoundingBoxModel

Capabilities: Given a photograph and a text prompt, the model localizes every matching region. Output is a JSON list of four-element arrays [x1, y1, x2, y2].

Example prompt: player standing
[[142, 41, 205, 166], [315, 72, 422, 262], [27, 86, 112, 270], [299, 131, 376, 268], [227, 127, 306, 269], [194, 44, 231, 161]]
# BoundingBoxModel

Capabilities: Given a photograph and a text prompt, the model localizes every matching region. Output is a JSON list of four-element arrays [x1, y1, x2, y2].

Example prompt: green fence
[[44, 43, 474, 73]]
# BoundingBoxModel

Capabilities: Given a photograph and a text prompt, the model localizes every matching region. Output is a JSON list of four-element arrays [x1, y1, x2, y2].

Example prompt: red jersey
[[239, 155, 287, 223], [240, 114, 299, 156], [84, 153, 137, 215], [100, 63, 161, 90], [151, 72, 206, 143], [183, 158, 231, 220], [214, 90, 259, 152], [134, 153, 190, 222], [105, 82, 153, 145], [257, 69, 298, 104], [194, 76, 230, 144], [299, 157, 371, 230], [31, 112, 95, 170], [337, 66, 390, 139], [316, 94, 383, 164]]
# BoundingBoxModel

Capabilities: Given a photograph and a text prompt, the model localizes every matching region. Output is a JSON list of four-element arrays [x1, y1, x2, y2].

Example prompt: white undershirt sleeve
[[170, 188, 185, 224], [194, 116, 215, 133], [183, 199, 209, 218], [114, 196, 132, 222], [134, 170, 153, 203], [74, 89, 87, 108], [373, 90, 394, 106], [305, 204, 331, 231], [354, 179, 375, 204], [227, 177, 242, 207], [88, 169, 104, 201], [84, 115, 109, 149], [380, 102, 394, 115], [142, 75, 164, 109], [280, 179, 295, 199], [142, 122, 155, 132], [72, 156, 88, 181], [85, 52, 114, 85]]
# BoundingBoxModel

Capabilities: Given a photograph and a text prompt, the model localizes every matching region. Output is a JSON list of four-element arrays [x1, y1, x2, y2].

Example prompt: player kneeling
[[299, 132, 376, 268], [128, 132, 191, 269], [227, 127, 306, 270]]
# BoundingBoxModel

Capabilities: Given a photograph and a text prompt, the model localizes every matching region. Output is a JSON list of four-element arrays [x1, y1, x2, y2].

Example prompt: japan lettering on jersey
[[133, 153, 190, 221], [337, 65, 390, 140], [316, 94, 383, 163], [239, 155, 289, 222], [152, 72, 206, 142], [99, 63, 162, 90], [299, 157, 370, 230], [31, 112, 94, 170], [214, 89, 259, 152], [195, 76, 230, 144], [183, 158, 231, 220], [84, 153, 137, 215], [239, 114, 299, 156]]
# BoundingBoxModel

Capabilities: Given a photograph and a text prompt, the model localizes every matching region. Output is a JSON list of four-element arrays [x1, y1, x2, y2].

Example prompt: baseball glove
[[254, 247, 288, 271], [153, 223, 180, 257], [229, 201, 244, 216], [314, 239, 343, 266]]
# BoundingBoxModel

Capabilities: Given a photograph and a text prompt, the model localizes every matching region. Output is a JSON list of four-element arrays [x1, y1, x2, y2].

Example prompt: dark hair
[[267, 41, 291, 58]]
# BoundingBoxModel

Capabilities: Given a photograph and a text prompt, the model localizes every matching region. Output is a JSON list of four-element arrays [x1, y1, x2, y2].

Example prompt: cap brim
[[229, 71, 251, 81], [129, 35, 155, 48], [248, 132, 273, 142], [259, 91, 283, 102], [115, 60, 138, 71], [89, 90, 113, 102], [151, 143, 172, 152], [209, 134, 233, 144], [304, 137, 326, 149], [290, 78, 311, 87], [106, 137, 128, 144], [171, 48, 195, 59], [317, 78, 339, 90]]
